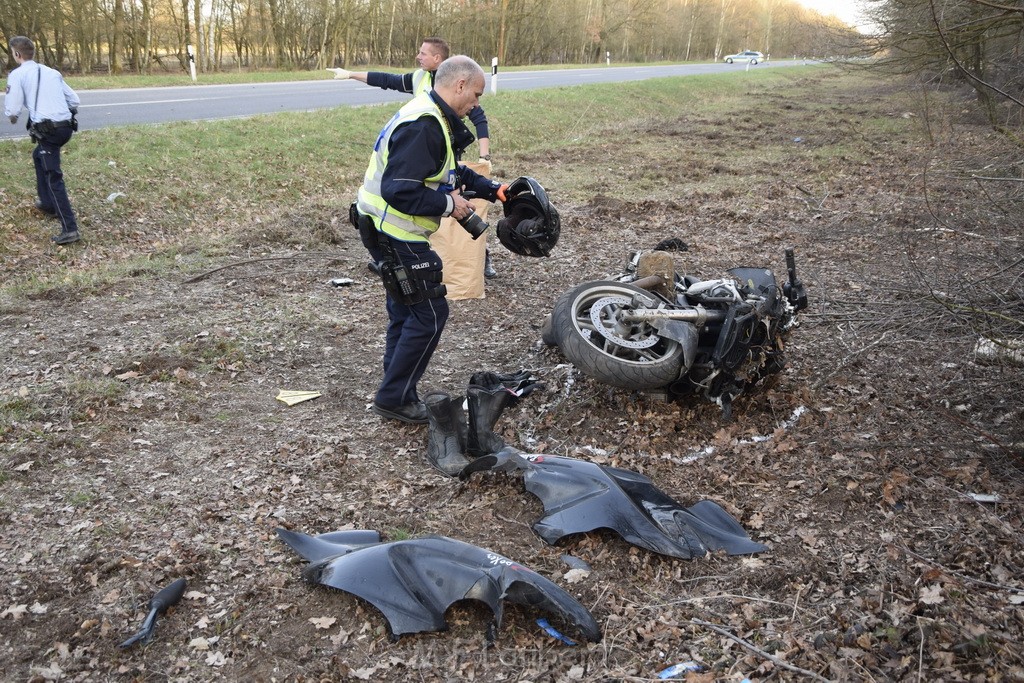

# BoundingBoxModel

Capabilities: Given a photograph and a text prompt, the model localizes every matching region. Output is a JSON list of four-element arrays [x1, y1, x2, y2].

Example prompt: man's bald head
[[434, 56, 484, 88], [432, 56, 486, 117]]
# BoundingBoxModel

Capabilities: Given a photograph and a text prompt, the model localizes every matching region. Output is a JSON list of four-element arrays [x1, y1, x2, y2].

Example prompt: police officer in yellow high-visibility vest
[[329, 38, 490, 160], [356, 56, 507, 424], [330, 37, 499, 278]]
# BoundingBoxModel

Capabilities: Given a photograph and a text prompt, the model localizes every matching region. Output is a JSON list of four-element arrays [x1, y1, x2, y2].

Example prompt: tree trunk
[[111, 0, 124, 74], [193, 0, 202, 72], [267, 0, 286, 68], [499, 0, 509, 64], [182, 0, 192, 72]]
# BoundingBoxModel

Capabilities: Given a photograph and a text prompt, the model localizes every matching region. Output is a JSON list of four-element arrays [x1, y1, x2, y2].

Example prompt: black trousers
[[367, 237, 449, 407], [33, 125, 79, 233]]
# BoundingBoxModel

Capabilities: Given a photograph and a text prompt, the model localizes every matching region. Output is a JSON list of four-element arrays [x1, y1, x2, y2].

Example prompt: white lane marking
[[78, 96, 227, 107]]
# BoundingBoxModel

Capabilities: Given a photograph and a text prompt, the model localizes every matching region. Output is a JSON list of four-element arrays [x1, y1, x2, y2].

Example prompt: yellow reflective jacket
[[410, 68, 433, 96], [357, 93, 456, 242]]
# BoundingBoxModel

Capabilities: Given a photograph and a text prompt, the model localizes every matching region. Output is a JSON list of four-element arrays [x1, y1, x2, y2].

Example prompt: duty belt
[[32, 119, 73, 131]]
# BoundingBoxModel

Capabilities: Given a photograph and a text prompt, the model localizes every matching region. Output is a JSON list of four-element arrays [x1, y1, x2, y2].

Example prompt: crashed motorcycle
[[543, 247, 808, 415]]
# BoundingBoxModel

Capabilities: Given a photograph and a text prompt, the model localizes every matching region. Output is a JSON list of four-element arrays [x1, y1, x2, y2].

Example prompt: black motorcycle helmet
[[496, 176, 560, 257]]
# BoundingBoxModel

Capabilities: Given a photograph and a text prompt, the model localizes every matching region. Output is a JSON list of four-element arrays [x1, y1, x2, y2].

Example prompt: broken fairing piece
[[560, 554, 592, 572], [276, 528, 601, 643], [461, 451, 766, 559], [118, 577, 187, 648], [658, 661, 704, 678], [536, 618, 577, 645]]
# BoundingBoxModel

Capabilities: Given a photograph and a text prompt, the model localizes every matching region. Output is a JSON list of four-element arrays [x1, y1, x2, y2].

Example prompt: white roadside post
[[606, 51, 610, 66], [490, 57, 498, 95], [187, 44, 197, 83]]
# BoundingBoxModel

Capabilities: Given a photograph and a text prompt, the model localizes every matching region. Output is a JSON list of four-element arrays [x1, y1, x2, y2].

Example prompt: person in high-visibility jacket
[[330, 38, 500, 278], [330, 38, 490, 162], [356, 56, 508, 425]]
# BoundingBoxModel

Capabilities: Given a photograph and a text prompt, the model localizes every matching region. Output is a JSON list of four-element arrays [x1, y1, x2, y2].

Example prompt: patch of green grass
[[66, 490, 97, 506], [0, 397, 46, 429], [66, 377, 128, 411], [3, 250, 201, 301], [176, 338, 246, 372]]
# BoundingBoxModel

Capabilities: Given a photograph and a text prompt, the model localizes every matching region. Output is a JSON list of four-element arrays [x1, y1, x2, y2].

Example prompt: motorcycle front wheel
[[553, 281, 685, 390]]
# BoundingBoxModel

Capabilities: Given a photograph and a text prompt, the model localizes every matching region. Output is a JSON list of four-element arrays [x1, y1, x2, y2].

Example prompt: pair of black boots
[[424, 371, 541, 477]]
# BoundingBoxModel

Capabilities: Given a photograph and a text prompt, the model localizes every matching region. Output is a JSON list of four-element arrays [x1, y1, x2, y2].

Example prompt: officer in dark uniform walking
[[5, 35, 82, 245], [355, 56, 508, 424]]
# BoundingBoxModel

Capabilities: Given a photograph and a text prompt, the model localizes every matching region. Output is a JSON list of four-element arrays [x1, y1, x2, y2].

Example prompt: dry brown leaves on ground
[[1, 72, 1022, 681]]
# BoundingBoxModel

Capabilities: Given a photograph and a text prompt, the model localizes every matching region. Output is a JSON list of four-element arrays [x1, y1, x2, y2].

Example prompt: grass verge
[[0, 64, 918, 297], [62, 60, 715, 90]]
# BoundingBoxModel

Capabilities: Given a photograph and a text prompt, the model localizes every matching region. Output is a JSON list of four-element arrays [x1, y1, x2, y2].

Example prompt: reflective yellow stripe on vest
[[357, 93, 456, 242]]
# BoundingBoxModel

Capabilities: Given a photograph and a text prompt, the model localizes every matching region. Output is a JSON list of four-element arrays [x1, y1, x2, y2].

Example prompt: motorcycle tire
[[541, 287, 577, 347], [554, 280, 685, 390]]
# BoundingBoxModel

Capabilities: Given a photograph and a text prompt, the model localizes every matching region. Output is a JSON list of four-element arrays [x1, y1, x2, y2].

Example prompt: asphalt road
[[1, 60, 806, 140]]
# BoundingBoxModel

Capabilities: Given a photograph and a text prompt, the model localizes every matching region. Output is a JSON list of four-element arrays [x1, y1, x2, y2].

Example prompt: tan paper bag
[[430, 160, 493, 300]]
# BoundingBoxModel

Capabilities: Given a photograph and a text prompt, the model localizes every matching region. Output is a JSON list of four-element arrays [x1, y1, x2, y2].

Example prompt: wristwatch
[[480, 154, 491, 161]]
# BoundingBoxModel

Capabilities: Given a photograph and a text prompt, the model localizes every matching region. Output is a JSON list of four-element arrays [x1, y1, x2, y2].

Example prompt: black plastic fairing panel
[[276, 529, 601, 643], [462, 453, 766, 560]]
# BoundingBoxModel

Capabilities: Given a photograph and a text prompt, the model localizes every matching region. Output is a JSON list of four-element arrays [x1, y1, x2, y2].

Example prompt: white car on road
[[724, 51, 764, 64]]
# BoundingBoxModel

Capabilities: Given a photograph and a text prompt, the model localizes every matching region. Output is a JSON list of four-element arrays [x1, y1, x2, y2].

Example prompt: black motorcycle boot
[[424, 391, 472, 477], [466, 386, 514, 457], [484, 249, 497, 278]]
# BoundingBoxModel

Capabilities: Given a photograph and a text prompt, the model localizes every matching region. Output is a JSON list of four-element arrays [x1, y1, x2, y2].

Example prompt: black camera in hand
[[457, 211, 488, 240]]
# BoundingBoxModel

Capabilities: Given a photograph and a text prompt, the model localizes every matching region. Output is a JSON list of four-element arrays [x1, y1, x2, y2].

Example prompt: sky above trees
[[795, 0, 867, 25]]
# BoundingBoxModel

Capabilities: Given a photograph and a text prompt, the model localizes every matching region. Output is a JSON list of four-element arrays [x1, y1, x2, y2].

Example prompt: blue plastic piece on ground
[[657, 661, 703, 679], [536, 618, 577, 646]]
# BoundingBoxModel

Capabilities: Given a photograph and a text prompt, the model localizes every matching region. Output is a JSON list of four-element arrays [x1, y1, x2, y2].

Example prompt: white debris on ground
[[675, 405, 808, 464]]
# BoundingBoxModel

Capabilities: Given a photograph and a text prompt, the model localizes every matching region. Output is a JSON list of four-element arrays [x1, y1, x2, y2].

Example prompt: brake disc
[[587, 296, 660, 349]]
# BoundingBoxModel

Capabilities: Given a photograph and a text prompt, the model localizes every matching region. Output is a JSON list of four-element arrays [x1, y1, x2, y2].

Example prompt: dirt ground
[[1, 71, 1023, 682]]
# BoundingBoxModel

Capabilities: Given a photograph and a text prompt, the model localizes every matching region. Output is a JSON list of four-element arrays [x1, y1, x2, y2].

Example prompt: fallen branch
[[974, 337, 1024, 366], [182, 253, 342, 284], [898, 545, 1024, 595], [689, 618, 833, 682], [970, 175, 1024, 183], [933, 405, 1024, 466]]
